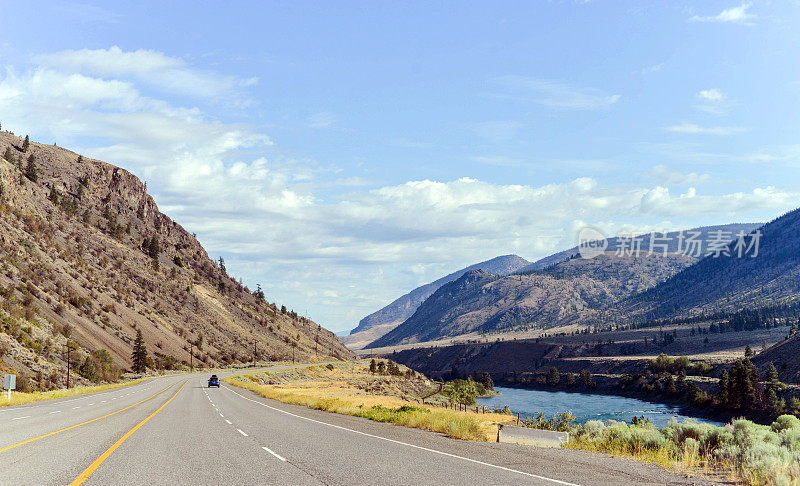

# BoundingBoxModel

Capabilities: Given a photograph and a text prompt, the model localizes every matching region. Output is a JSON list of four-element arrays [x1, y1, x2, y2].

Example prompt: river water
[[477, 386, 723, 428]]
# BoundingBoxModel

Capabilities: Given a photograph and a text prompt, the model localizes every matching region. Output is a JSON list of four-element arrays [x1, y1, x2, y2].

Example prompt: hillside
[[0, 131, 353, 388], [753, 332, 800, 383], [366, 251, 694, 348], [343, 254, 529, 348], [626, 209, 800, 318]]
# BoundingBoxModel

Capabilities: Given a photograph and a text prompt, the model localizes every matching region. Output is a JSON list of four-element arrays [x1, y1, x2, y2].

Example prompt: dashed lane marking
[[222, 384, 580, 486], [0, 383, 176, 454], [262, 447, 287, 462]]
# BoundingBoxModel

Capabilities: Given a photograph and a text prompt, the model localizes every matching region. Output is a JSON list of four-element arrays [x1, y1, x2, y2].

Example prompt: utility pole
[[253, 340, 257, 368], [190, 342, 193, 373], [65, 343, 72, 388]]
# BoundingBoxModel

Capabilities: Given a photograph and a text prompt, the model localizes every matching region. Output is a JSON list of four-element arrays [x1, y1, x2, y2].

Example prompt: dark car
[[208, 375, 220, 388]]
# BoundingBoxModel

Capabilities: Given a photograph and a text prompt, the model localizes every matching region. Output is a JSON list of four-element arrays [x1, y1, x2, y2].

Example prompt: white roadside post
[[4, 374, 15, 400]]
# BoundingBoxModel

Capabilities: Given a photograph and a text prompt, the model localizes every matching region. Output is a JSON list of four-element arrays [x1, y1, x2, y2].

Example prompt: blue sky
[[1, 1, 799, 333]]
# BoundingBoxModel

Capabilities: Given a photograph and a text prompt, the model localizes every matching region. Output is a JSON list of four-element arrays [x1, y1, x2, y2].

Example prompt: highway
[[0, 365, 711, 485]]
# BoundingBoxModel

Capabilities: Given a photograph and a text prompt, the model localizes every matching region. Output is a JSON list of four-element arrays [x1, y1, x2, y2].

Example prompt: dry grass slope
[[224, 362, 514, 441]]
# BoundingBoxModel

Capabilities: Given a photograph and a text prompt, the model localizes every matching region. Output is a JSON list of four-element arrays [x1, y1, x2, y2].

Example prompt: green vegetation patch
[[569, 416, 800, 485]]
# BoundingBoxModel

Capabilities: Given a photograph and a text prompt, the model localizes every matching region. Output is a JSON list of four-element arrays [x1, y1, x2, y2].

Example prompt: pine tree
[[766, 362, 779, 383], [25, 154, 37, 182], [369, 359, 377, 373], [22, 135, 30, 152], [131, 329, 148, 373], [148, 236, 160, 260], [48, 186, 59, 204], [766, 388, 779, 412], [718, 370, 730, 406], [218, 257, 226, 274]]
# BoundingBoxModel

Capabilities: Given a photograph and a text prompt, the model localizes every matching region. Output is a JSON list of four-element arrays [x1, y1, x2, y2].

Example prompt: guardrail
[[497, 424, 569, 447]]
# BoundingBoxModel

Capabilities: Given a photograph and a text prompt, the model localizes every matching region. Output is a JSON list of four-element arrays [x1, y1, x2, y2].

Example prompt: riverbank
[[478, 386, 722, 427], [491, 377, 735, 425], [492, 366, 799, 426], [223, 360, 516, 441]]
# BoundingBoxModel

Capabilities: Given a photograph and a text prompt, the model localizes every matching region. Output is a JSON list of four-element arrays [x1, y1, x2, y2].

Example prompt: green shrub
[[771, 415, 800, 433], [569, 417, 800, 484]]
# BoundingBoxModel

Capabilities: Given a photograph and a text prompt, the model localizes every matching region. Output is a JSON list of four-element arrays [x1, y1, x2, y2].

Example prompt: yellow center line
[[71, 379, 188, 486], [0, 382, 177, 454]]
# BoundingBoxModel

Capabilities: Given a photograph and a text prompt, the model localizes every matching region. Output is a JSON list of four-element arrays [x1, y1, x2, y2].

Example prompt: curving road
[[0, 365, 711, 485]]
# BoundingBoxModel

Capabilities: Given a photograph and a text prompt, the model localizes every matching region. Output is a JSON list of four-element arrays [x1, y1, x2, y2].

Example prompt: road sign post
[[4, 374, 16, 400]]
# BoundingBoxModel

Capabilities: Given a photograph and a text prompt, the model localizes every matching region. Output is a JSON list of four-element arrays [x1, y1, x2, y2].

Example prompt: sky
[[1, 1, 799, 333]]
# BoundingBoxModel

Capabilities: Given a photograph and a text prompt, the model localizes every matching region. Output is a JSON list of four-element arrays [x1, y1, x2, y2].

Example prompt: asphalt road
[[0, 364, 713, 485]]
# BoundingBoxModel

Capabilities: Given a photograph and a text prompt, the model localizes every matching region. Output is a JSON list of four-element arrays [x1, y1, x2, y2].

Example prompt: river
[[477, 386, 723, 428]]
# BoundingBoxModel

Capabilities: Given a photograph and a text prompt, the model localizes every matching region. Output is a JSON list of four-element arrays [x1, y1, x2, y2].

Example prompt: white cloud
[[694, 89, 732, 115], [663, 123, 747, 136], [646, 165, 710, 186], [493, 75, 620, 109], [696, 89, 725, 102], [1, 47, 795, 332], [638, 186, 791, 217], [690, 3, 756, 25], [35, 46, 257, 101]]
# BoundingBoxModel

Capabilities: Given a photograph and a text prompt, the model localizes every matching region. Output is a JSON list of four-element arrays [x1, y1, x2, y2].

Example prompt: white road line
[[100, 400, 106, 403], [223, 385, 579, 486], [219, 413, 224, 418], [262, 447, 287, 462], [88, 403, 95, 406], [12, 416, 30, 420], [237, 429, 248, 437], [49, 410, 61, 414], [73, 406, 80, 410], [225, 419, 232, 425]]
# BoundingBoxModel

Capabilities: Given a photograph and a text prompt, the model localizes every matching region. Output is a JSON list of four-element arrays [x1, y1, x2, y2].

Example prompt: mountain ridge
[[0, 131, 353, 387], [366, 251, 696, 348], [343, 254, 529, 348]]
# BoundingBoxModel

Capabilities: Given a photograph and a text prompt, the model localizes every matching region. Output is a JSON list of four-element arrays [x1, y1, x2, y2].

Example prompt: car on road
[[208, 375, 220, 388]]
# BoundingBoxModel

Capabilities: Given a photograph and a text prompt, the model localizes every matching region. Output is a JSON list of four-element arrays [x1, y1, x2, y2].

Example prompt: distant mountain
[[366, 251, 695, 348], [343, 255, 530, 348], [516, 223, 762, 273], [626, 209, 800, 319], [0, 132, 352, 386]]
